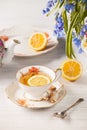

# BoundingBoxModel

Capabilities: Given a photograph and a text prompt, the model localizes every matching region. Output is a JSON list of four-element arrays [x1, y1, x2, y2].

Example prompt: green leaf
[[75, 25, 81, 35], [66, 12, 80, 58], [59, 0, 65, 8], [73, 2, 86, 28], [66, 28, 72, 58], [71, 47, 76, 58], [82, 10, 87, 21], [70, 12, 80, 30], [62, 10, 68, 34]]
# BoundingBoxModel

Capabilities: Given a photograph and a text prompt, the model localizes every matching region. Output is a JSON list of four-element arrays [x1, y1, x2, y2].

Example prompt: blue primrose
[[55, 14, 64, 29], [54, 30, 65, 38], [47, 1, 54, 8], [55, 22, 64, 30], [53, 0, 57, 3], [82, 0, 87, 2], [73, 37, 81, 48], [54, 13, 64, 38], [65, 3, 75, 12], [56, 13, 64, 23], [56, 15, 63, 23], [42, 8, 50, 14], [78, 48, 83, 54], [80, 24, 87, 37], [60, 0, 63, 2], [42, 0, 58, 14]]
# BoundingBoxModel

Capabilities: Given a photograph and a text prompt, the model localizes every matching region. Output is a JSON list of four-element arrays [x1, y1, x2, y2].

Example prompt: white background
[[0, 0, 55, 29]]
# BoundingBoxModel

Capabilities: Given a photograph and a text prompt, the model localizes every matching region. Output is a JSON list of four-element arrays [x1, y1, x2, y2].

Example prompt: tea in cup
[[16, 65, 61, 99]]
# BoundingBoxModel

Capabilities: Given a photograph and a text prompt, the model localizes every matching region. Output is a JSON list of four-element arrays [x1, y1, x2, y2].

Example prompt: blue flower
[[80, 24, 87, 37], [54, 13, 64, 38], [82, 0, 87, 2], [42, 0, 57, 14], [78, 48, 83, 54], [53, 0, 57, 3], [55, 22, 64, 30], [73, 37, 81, 48], [43, 0, 87, 57], [47, 1, 54, 8], [73, 38, 84, 54], [42, 8, 50, 14], [65, 3, 75, 12], [60, 0, 63, 2], [56, 13, 64, 25], [80, 30, 85, 37], [54, 30, 65, 38]]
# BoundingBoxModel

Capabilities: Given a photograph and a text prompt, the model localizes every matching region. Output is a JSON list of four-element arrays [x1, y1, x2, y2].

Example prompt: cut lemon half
[[61, 59, 83, 81], [28, 32, 47, 51], [27, 75, 51, 87]]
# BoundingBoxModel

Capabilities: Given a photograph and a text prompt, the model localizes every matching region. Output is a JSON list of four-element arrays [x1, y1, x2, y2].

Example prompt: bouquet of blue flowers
[[43, 0, 87, 58]]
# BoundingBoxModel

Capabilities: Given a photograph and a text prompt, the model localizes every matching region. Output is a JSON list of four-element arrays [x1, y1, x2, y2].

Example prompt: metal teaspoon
[[54, 98, 84, 119]]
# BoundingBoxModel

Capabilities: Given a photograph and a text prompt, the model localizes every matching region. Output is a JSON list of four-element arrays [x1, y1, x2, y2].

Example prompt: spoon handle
[[63, 98, 84, 113]]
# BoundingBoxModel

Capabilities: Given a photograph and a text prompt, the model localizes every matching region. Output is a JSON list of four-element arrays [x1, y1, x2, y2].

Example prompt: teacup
[[16, 65, 61, 99]]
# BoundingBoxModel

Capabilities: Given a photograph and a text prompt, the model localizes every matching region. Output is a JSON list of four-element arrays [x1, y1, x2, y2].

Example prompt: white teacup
[[16, 65, 61, 99]]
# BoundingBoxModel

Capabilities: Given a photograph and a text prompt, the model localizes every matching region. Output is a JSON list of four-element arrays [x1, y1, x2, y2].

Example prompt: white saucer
[[5, 81, 66, 109], [1, 26, 58, 57]]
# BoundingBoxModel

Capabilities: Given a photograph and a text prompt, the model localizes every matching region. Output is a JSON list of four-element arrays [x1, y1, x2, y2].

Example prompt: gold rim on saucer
[[5, 81, 66, 109]]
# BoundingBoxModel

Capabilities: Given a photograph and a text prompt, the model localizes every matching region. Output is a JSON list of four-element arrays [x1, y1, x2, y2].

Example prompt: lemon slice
[[28, 32, 47, 51], [61, 59, 83, 81], [27, 75, 51, 87]]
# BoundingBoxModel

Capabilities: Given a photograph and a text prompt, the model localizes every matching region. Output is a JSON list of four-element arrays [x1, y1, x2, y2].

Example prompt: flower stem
[[66, 11, 80, 58]]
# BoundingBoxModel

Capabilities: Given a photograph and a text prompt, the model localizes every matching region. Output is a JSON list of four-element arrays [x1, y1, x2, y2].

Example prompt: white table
[[0, 1, 87, 130]]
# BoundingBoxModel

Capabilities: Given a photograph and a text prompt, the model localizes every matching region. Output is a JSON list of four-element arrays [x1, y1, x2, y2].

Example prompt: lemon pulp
[[28, 32, 47, 51], [61, 59, 83, 81], [27, 75, 51, 87]]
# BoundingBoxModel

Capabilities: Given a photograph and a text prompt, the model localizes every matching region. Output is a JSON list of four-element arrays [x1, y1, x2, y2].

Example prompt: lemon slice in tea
[[27, 75, 51, 87]]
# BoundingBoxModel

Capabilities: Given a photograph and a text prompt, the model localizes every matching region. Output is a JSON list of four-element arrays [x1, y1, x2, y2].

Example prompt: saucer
[[1, 26, 58, 57], [5, 81, 66, 109]]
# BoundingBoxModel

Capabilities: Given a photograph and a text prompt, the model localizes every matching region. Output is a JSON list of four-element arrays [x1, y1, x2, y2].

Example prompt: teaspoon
[[54, 98, 84, 119]]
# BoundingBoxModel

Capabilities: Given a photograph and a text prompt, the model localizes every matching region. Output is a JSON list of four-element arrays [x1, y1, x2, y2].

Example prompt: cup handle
[[53, 68, 62, 83]]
